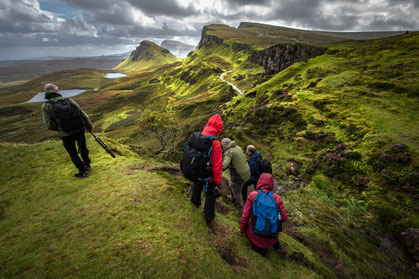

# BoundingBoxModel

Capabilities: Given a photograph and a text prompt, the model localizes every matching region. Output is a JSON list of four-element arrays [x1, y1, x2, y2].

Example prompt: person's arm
[[41, 103, 58, 130], [240, 192, 254, 232], [210, 140, 223, 185], [249, 160, 259, 183], [69, 98, 92, 131], [275, 194, 288, 222], [222, 149, 232, 171]]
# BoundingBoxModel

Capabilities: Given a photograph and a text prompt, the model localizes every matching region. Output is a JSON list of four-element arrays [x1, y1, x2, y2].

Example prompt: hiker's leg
[[190, 181, 203, 207], [76, 131, 90, 165], [273, 239, 282, 250], [62, 134, 84, 172], [204, 182, 216, 219], [242, 180, 252, 204], [230, 179, 244, 207]]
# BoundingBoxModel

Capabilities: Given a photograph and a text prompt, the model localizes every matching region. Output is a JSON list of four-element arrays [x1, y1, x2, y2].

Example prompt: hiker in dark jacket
[[240, 173, 288, 252], [222, 138, 250, 208], [41, 83, 93, 178], [242, 145, 263, 203], [190, 114, 223, 223]]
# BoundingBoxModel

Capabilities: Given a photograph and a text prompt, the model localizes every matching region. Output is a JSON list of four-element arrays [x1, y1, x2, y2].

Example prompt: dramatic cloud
[[0, 0, 418, 59]]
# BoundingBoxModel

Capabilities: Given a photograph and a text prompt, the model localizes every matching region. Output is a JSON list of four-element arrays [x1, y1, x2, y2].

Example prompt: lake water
[[105, 73, 126, 79], [24, 89, 87, 103]]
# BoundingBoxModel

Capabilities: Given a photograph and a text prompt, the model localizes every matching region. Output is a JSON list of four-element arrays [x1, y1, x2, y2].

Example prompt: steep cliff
[[197, 25, 226, 49], [248, 43, 324, 74]]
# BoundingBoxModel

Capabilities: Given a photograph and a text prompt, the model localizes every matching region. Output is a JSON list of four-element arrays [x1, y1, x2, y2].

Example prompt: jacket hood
[[256, 173, 274, 191], [202, 114, 223, 136], [45, 91, 62, 100], [226, 140, 237, 149], [250, 151, 262, 160]]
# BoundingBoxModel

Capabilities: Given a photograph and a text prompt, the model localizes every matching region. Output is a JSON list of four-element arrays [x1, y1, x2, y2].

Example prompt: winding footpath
[[219, 70, 243, 95]]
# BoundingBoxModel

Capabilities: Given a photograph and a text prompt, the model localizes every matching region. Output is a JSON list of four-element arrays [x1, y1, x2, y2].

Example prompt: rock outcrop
[[197, 26, 225, 49], [248, 44, 324, 74]]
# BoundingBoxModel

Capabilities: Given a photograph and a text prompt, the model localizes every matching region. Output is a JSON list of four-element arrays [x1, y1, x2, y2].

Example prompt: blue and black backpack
[[251, 188, 281, 238], [180, 132, 215, 191]]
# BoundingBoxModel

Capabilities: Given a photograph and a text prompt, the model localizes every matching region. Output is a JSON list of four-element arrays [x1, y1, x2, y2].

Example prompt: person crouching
[[240, 173, 288, 252]]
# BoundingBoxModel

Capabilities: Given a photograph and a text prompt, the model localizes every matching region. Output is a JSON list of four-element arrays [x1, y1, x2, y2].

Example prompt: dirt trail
[[236, 126, 274, 161]]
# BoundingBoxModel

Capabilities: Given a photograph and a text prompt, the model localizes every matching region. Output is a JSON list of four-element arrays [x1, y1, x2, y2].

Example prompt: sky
[[0, 0, 418, 60]]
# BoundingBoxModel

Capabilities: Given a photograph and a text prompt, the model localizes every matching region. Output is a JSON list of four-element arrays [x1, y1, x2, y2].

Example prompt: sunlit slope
[[115, 40, 181, 73], [220, 32, 418, 278], [0, 140, 319, 278]]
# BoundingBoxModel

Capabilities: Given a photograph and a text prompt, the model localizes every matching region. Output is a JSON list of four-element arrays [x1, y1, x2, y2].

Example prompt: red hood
[[202, 114, 223, 136], [256, 173, 274, 191]]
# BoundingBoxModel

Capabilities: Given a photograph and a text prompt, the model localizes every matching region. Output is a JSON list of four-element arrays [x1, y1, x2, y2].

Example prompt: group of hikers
[[41, 83, 288, 253]]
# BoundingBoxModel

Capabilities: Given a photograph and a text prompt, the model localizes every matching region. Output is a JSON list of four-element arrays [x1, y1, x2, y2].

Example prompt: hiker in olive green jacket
[[222, 138, 250, 208], [41, 83, 93, 178]]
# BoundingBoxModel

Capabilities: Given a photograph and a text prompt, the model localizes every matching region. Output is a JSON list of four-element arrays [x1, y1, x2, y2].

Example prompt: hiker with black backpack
[[242, 145, 273, 203], [222, 138, 250, 208], [240, 173, 288, 253], [41, 83, 92, 178], [242, 145, 262, 203], [182, 114, 223, 223]]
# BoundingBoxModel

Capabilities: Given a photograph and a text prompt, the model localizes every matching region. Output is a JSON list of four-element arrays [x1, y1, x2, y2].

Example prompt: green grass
[[0, 140, 319, 278]]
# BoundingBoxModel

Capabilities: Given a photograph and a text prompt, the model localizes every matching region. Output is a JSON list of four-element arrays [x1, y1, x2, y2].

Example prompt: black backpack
[[180, 132, 215, 189], [47, 98, 85, 133], [259, 158, 272, 175]]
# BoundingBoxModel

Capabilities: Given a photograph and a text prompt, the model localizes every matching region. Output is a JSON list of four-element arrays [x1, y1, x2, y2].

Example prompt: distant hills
[[161, 40, 195, 59], [115, 40, 181, 73], [0, 55, 127, 84]]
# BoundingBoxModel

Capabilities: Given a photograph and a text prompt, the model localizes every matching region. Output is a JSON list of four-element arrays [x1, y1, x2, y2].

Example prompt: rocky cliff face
[[248, 44, 324, 74], [130, 40, 170, 61], [197, 26, 225, 49]]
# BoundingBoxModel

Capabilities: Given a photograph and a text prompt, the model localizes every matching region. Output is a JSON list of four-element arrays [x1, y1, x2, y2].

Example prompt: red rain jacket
[[240, 173, 288, 248], [201, 114, 223, 185]]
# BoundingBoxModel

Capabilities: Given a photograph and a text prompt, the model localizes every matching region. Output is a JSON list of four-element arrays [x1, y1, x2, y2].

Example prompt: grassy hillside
[[0, 140, 322, 278], [0, 23, 418, 278], [115, 41, 181, 73]]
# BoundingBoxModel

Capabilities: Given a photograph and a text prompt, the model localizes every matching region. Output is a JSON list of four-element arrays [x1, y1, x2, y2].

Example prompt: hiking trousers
[[229, 170, 245, 207], [62, 130, 90, 173], [190, 181, 216, 219], [242, 179, 257, 204]]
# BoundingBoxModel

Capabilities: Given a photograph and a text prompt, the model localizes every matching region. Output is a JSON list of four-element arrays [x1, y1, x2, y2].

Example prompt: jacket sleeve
[[274, 194, 288, 222], [211, 140, 222, 185], [69, 98, 92, 130], [249, 160, 259, 183], [41, 103, 58, 131], [222, 149, 232, 171], [240, 192, 255, 232]]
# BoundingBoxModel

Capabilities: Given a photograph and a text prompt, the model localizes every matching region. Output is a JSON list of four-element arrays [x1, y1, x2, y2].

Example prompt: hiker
[[189, 114, 223, 223], [222, 138, 250, 208], [242, 145, 263, 203], [41, 83, 92, 178], [240, 173, 288, 252]]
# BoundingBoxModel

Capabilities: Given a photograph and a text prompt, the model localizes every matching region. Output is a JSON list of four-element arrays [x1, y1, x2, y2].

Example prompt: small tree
[[137, 109, 181, 154]]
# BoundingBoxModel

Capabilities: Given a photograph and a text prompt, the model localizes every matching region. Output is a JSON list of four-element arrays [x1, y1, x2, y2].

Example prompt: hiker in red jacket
[[190, 114, 223, 223], [240, 173, 288, 251]]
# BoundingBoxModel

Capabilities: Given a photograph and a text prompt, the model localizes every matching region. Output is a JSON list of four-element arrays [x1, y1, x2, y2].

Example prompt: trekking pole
[[89, 131, 116, 158]]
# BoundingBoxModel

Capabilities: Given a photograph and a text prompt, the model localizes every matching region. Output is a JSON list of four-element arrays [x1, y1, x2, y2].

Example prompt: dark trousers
[[242, 180, 257, 204], [62, 131, 90, 173], [190, 181, 216, 218]]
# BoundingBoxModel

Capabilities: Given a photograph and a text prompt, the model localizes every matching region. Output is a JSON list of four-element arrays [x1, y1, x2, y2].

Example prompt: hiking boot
[[205, 215, 214, 224], [274, 246, 287, 256], [84, 163, 91, 171], [74, 171, 88, 178]]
